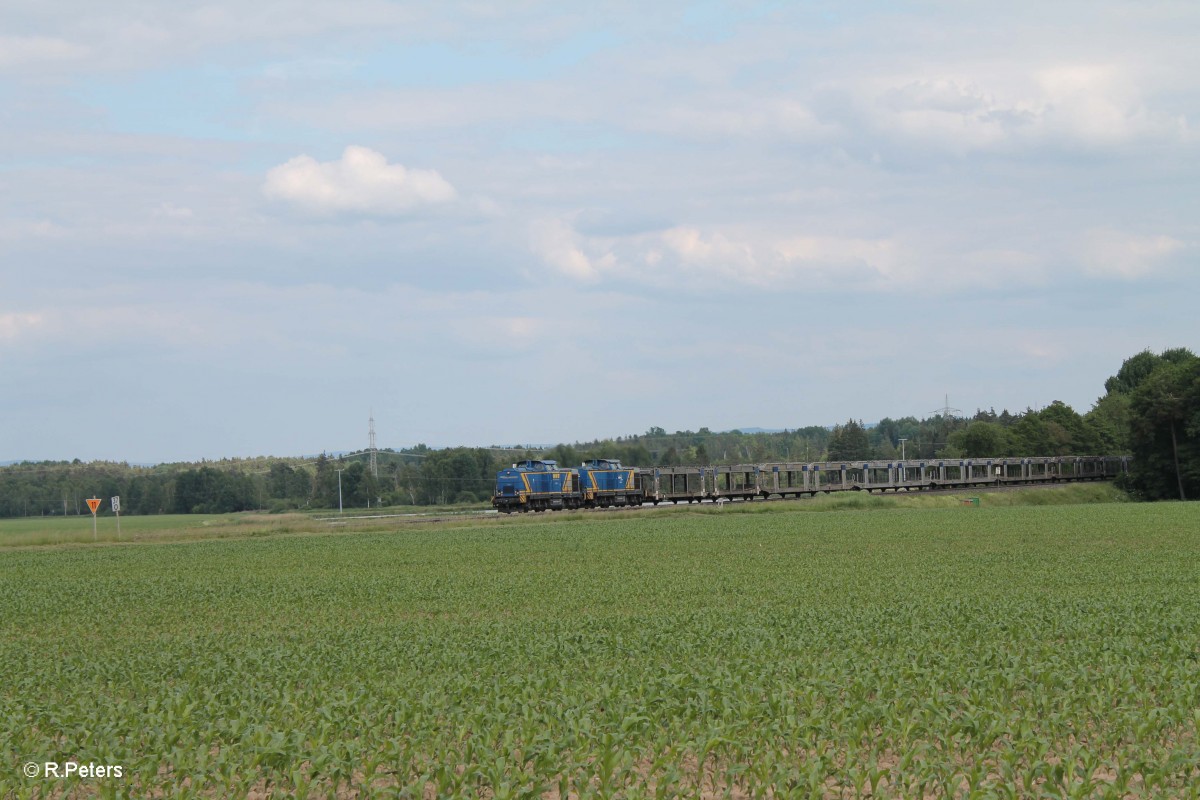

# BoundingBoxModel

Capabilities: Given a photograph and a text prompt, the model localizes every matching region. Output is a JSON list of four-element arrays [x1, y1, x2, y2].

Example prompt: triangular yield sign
[[86, 498, 102, 514]]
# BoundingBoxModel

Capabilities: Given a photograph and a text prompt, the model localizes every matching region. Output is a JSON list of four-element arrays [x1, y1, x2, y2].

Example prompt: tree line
[[1, 347, 1194, 517], [0, 447, 510, 518]]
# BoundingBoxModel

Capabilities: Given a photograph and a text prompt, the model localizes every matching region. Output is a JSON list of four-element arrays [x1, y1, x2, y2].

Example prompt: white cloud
[[634, 96, 827, 141], [882, 79, 990, 115], [528, 217, 611, 281], [151, 202, 194, 220], [0, 219, 66, 240], [857, 60, 1185, 153], [0, 312, 44, 343], [530, 220, 901, 289], [447, 315, 551, 359], [661, 226, 757, 276], [1080, 229, 1183, 278], [529, 218, 1184, 294], [1033, 65, 1152, 145], [0, 35, 88, 68], [262, 145, 456, 216], [0, 304, 220, 350]]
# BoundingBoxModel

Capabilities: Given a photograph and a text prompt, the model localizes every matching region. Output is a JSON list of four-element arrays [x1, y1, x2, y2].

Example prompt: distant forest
[[1, 348, 1196, 517]]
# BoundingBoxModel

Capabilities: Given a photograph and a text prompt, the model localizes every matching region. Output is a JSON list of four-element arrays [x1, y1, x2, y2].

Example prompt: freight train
[[492, 455, 1128, 513]]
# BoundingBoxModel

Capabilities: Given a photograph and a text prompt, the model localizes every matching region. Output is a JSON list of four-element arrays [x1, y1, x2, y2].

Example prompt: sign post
[[111, 496, 121, 540], [86, 497, 101, 540]]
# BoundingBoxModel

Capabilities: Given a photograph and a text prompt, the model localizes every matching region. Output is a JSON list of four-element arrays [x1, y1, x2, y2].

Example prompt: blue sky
[[1, 1, 1196, 462]]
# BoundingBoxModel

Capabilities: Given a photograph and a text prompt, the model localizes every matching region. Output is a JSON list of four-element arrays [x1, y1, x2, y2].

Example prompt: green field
[[0, 503, 491, 548], [2, 498, 1199, 798]]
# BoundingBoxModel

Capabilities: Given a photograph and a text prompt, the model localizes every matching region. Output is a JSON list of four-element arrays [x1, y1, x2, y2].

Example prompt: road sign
[[86, 497, 100, 541], [111, 496, 120, 513]]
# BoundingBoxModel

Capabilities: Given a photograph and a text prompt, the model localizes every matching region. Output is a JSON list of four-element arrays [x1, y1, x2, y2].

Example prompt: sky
[[1, 1, 1197, 463]]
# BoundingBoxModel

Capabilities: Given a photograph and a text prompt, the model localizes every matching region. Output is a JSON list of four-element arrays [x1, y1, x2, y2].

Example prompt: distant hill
[[727, 423, 879, 434]]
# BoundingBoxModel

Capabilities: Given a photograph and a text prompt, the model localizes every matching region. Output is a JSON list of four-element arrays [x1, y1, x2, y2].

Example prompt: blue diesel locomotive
[[493, 460, 581, 513], [493, 458, 644, 513], [577, 459, 642, 507]]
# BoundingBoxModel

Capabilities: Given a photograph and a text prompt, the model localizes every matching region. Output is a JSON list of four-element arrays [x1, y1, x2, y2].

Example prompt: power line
[[929, 394, 962, 420]]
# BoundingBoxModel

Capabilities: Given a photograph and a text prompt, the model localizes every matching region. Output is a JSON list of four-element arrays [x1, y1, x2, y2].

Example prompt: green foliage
[[2, 502, 1199, 796], [1124, 350, 1200, 500], [999, 401, 1103, 457], [312, 452, 339, 507], [1104, 347, 1195, 395], [1041, 400, 1101, 453], [267, 460, 311, 501], [950, 421, 1012, 457], [827, 419, 870, 460], [1087, 391, 1132, 453], [173, 466, 257, 514], [405, 447, 499, 505]]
